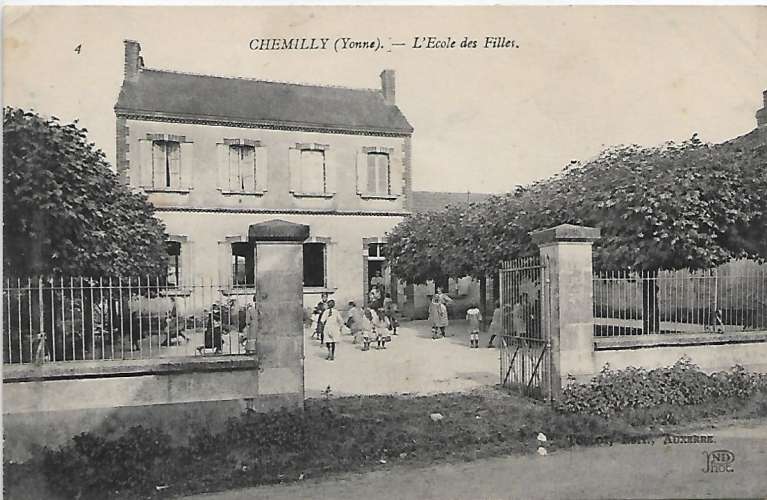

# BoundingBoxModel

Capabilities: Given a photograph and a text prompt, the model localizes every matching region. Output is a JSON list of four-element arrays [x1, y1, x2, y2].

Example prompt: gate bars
[[499, 256, 552, 401]]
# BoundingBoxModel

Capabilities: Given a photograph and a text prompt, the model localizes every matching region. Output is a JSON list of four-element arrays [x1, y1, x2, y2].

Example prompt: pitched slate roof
[[410, 191, 494, 213], [115, 69, 413, 136]]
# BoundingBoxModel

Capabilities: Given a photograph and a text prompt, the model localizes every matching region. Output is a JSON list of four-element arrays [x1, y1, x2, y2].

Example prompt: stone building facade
[[115, 40, 413, 310]]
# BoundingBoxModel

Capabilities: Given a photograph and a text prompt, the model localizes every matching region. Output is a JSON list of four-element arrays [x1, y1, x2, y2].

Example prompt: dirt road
[[183, 422, 767, 500]]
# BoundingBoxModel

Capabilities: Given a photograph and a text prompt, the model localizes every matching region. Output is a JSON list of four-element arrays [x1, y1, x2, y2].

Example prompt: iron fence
[[593, 266, 767, 336], [499, 256, 551, 401], [3, 277, 257, 365]]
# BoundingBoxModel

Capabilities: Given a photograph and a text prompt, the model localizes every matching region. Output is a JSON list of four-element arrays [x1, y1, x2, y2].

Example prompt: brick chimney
[[757, 89, 767, 128], [123, 40, 143, 81], [380, 69, 396, 106]]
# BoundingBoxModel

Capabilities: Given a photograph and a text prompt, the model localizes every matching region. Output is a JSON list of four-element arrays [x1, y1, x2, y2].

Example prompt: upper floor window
[[218, 139, 267, 194], [300, 149, 326, 194], [289, 143, 333, 197], [228, 144, 256, 191], [366, 153, 390, 195], [153, 140, 181, 188], [138, 134, 193, 192], [356, 146, 401, 198]]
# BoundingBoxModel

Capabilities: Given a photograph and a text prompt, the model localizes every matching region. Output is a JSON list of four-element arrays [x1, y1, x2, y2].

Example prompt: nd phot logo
[[702, 449, 735, 473]]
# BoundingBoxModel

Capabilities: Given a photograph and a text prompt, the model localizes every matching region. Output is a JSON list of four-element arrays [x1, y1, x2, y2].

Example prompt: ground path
[[304, 319, 499, 397], [184, 422, 767, 500]]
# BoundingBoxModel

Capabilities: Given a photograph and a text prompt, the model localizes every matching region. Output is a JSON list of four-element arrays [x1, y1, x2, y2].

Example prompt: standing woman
[[320, 299, 344, 361]]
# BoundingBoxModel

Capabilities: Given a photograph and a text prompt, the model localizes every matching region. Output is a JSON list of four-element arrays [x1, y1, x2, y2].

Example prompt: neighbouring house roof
[[410, 191, 494, 213], [115, 69, 413, 136]]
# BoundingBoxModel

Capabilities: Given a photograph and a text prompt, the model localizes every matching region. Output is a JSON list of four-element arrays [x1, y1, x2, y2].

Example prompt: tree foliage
[[3, 107, 168, 277], [387, 131, 767, 283]]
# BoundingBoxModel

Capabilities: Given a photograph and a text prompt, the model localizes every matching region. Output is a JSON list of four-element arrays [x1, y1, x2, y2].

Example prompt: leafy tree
[[388, 131, 767, 331], [3, 107, 168, 277], [3, 108, 171, 361]]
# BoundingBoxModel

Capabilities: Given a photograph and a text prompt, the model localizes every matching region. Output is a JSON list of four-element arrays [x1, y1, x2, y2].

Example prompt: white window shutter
[[289, 148, 301, 193], [152, 142, 166, 188], [390, 152, 404, 196], [255, 147, 268, 192], [355, 152, 367, 194], [240, 147, 255, 192], [228, 146, 240, 191], [179, 142, 194, 189], [217, 144, 228, 190], [324, 151, 336, 194], [138, 139, 153, 188], [218, 241, 231, 287]]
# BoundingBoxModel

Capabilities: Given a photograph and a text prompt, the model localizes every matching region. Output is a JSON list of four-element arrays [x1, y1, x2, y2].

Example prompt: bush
[[557, 357, 767, 418], [42, 426, 173, 499]]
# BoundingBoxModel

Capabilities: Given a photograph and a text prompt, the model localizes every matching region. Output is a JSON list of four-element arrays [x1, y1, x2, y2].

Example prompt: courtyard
[[304, 319, 500, 398]]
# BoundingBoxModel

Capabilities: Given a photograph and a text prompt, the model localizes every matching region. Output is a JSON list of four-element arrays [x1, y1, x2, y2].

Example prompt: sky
[[4, 6, 767, 193]]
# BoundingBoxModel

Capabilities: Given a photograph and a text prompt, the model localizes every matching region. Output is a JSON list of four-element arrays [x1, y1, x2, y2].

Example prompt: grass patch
[[6, 368, 767, 500], [7, 388, 655, 500]]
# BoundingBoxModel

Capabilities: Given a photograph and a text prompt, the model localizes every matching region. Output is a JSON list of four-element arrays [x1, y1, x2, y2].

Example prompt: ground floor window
[[166, 241, 181, 287], [303, 243, 326, 287], [231, 241, 255, 288]]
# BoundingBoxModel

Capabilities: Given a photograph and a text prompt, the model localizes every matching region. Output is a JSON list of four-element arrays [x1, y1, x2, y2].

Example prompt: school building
[[115, 40, 490, 316]]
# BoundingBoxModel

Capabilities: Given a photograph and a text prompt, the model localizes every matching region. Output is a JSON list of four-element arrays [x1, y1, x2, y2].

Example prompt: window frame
[[219, 138, 265, 195], [231, 241, 256, 289], [165, 241, 182, 288], [302, 241, 328, 289], [142, 134, 192, 194], [366, 152, 391, 196], [298, 148, 327, 195], [290, 143, 334, 199]]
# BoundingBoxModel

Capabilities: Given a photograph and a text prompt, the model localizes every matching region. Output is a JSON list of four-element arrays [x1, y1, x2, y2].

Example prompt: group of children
[[428, 289, 503, 348], [311, 289, 506, 360], [311, 292, 399, 360]]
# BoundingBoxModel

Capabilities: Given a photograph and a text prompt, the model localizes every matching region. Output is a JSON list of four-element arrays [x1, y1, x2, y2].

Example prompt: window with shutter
[[147, 138, 187, 191], [227, 144, 257, 192], [300, 150, 325, 194], [366, 153, 390, 195]]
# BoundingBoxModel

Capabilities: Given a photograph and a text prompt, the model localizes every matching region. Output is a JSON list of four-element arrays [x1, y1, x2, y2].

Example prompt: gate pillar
[[248, 220, 309, 400], [531, 224, 600, 399]]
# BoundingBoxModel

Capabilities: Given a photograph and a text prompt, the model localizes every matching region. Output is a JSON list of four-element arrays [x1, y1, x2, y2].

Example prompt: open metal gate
[[499, 256, 551, 401]]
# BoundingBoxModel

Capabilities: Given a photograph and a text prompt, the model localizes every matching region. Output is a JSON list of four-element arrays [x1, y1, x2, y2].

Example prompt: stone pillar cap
[[530, 223, 601, 245], [248, 219, 310, 242]]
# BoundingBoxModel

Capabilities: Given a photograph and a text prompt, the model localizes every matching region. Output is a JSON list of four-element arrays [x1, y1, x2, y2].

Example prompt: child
[[320, 299, 343, 361], [383, 293, 398, 335], [428, 295, 448, 339], [361, 307, 374, 351], [487, 300, 502, 347], [346, 301, 364, 343], [371, 307, 390, 349], [466, 304, 482, 348], [313, 293, 329, 343]]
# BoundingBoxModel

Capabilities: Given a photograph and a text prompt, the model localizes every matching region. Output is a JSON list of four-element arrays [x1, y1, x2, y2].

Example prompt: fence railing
[[593, 267, 767, 337], [3, 277, 257, 365]]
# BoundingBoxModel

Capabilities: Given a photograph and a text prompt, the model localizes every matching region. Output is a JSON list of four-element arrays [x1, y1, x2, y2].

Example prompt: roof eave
[[114, 107, 414, 137]]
